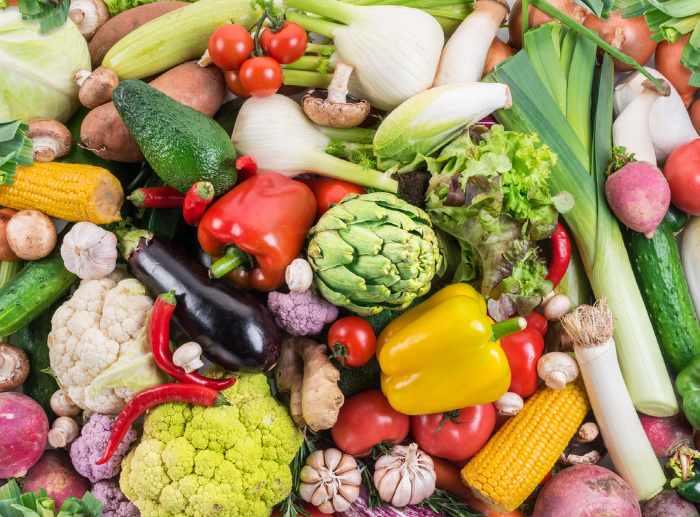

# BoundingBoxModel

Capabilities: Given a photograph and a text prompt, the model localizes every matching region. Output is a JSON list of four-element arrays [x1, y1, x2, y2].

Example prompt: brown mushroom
[[6, 210, 57, 261], [302, 62, 371, 129], [26, 119, 73, 162], [51, 389, 82, 417], [48, 417, 80, 448], [69, 0, 111, 41], [559, 412, 607, 466], [0, 343, 30, 392], [75, 67, 120, 109]]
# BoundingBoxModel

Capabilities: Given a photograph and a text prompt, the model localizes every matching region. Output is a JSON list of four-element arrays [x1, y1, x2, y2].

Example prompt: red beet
[[638, 412, 693, 457], [0, 392, 48, 478], [20, 450, 90, 507], [533, 465, 641, 517], [642, 490, 699, 517]]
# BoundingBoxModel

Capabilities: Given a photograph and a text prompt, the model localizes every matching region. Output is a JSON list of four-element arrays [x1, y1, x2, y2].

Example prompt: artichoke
[[307, 192, 442, 316]]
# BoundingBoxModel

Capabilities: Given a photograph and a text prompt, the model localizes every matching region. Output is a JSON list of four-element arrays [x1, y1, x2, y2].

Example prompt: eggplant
[[118, 229, 280, 371]]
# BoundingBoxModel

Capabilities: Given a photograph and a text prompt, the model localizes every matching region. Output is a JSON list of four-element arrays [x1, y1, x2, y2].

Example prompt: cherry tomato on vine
[[238, 56, 283, 97], [327, 316, 376, 367], [208, 24, 254, 71], [296, 178, 367, 219], [260, 22, 308, 64], [224, 70, 252, 98]]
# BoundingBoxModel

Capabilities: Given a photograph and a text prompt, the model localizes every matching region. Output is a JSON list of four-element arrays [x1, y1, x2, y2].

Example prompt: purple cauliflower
[[69, 413, 137, 483], [91, 479, 140, 517], [267, 289, 338, 336]]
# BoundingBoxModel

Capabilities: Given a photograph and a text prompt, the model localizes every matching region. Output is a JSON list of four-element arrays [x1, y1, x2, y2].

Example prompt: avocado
[[112, 79, 237, 196]]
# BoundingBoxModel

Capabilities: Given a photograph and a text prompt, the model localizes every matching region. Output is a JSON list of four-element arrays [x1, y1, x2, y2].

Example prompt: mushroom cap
[[302, 90, 371, 129], [559, 412, 607, 466], [79, 67, 120, 109], [26, 119, 73, 161], [173, 342, 203, 365], [0, 343, 30, 392], [6, 210, 57, 261], [69, 0, 111, 40]]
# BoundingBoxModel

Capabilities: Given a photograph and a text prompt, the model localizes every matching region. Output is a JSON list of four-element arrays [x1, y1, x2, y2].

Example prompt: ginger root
[[275, 333, 344, 431]]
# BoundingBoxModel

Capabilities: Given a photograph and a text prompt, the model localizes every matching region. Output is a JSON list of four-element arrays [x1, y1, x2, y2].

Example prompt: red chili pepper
[[95, 383, 230, 465], [183, 181, 215, 227], [150, 290, 237, 390], [499, 327, 545, 398], [198, 172, 317, 292], [127, 186, 185, 208], [546, 222, 571, 289], [235, 155, 258, 184]]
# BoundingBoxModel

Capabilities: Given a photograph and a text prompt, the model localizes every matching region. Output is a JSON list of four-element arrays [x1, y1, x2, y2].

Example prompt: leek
[[683, 217, 700, 323], [562, 300, 666, 502], [485, 50, 678, 416]]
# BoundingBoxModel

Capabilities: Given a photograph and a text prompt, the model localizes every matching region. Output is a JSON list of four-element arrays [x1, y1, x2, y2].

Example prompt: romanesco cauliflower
[[120, 367, 303, 517]]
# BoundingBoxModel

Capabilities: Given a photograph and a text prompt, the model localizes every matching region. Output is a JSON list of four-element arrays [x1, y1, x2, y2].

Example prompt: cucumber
[[665, 203, 689, 234], [0, 243, 78, 336], [17, 300, 63, 423], [623, 217, 700, 374]]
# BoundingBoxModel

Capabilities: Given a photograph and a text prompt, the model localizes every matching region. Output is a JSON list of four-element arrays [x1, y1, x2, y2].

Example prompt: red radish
[[642, 490, 699, 517], [20, 450, 90, 507], [533, 465, 641, 517], [0, 392, 49, 478], [605, 161, 670, 238], [638, 412, 693, 458]]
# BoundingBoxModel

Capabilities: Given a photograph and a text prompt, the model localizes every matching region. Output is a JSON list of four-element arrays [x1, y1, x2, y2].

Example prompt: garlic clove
[[337, 483, 360, 503], [299, 482, 318, 503], [306, 449, 326, 469], [300, 465, 323, 483], [318, 500, 336, 514], [330, 493, 352, 513], [335, 454, 358, 474], [375, 455, 397, 470], [323, 448, 343, 472], [336, 468, 362, 486], [409, 475, 427, 506], [310, 483, 331, 507], [376, 468, 401, 503], [391, 472, 413, 508]]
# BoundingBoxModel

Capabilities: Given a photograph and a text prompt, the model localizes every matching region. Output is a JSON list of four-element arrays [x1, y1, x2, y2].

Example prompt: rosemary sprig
[[418, 489, 483, 517], [280, 431, 323, 517], [354, 456, 384, 510]]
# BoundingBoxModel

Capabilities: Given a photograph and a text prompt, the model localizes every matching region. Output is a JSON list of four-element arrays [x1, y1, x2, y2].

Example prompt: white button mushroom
[[537, 352, 580, 390], [285, 258, 314, 293], [173, 342, 204, 373], [494, 392, 524, 416], [48, 416, 80, 448], [543, 293, 572, 321], [51, 389, 82, 417]]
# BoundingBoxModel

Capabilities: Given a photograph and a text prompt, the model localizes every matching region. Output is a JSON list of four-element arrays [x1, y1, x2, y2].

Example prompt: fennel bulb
[[285, 0, 444, 111], [231, 95, 398, 192], [373, 82, 512, 171], [0, 8, 90, 124]]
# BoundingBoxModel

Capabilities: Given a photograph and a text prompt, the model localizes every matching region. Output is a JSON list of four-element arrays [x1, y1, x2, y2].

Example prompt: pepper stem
[[490, 316, 526, 342], [159, 289, 177, 307], [214, 393, 232, 406], [209, 245, 254, 279]]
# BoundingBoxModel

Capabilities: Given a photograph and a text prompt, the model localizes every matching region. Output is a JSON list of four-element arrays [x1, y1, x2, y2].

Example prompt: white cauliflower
[[48, 270, 156, 414]]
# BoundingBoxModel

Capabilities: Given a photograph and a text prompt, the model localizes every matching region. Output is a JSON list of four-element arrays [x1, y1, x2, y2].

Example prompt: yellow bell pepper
[[376, 283, 521, 415]]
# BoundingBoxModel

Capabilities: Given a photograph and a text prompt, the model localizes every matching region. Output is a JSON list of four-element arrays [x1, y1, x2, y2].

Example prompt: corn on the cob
[[462, 378, 590, 514], [0, 162, 124, 225]]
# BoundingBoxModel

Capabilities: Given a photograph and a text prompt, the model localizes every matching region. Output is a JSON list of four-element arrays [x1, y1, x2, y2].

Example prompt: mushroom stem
[[27, 119, 73, 163], [537, 352, 580, 390], [68, 0, 111, 40], [173, 342, 204, 373], [74, 69, 91, 87], [327, 62, 353, 104], [69, 8, 86, 26], [32, 136, 61, 163], [48, 417, 80, 448], [577, 422, 600, 443]]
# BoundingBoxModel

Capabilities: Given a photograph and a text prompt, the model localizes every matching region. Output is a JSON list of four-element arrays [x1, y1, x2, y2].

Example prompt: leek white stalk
[[563, 301, 666, 502], [612, 79, 670, 166], [682, 216, 700, 323], [373, 82, 512, 171], [231, 95, 398, 192], [433, 0, 509, 86], [614, 67, 699, 165], [285, 0, 444, 110]]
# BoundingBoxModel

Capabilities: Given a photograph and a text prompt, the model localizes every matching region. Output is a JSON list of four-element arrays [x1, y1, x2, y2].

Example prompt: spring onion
[[562, 300, 666, 502], [231, 94, 398, 192], [682, 217, 700, 323]]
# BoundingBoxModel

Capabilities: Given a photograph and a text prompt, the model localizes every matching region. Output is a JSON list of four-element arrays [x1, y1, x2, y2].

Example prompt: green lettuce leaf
[[101, 0, 196, 17]]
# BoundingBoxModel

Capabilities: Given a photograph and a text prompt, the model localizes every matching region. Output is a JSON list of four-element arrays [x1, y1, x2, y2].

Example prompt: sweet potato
[[80, 61, 224, 162], [89, 1, 190, 68]]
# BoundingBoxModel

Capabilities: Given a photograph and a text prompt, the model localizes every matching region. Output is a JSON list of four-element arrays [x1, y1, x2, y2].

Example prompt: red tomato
[[296, 178, 367, 219], [208, 24, 254, 71], [331, 389, 410, 456], [224, 70, 252, 98], [410, 404, 496, 462], [260, 22, 308, 64], [664, 139, 700, 215], [239, 57, 283, 97], [327, 316, 376, 367], [523, 311, 548, 336]]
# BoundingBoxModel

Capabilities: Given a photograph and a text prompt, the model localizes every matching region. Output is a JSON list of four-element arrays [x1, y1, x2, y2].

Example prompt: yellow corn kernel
[[462, 378, 590, 514], [0, 162, 124, 224]]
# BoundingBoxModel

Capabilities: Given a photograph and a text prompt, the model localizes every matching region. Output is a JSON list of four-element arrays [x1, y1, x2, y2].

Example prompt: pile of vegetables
[[7, 0, 700, 515]]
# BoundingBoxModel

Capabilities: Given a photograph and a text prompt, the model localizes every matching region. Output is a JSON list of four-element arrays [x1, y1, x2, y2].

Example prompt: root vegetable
[[642, 490, 699, 517], [275, 334, 344, 431], [27, 119, 73, 162], [656, 36, 698, 109], [20, 450, 91, 508], [69, 0, 110, 41], [0, 342, 30, 392], [0, 392, 49, 478], [582, 11, 656, 72], [508, 0, 585, 49], [80, 60, 225, 162], [637, 412, 693, 458], [6, 210, 57, 261], [88, 1, 190, 68], [0, 208, 20, 262], [483, 37, 516, 78], [533, 465, 642, 516]]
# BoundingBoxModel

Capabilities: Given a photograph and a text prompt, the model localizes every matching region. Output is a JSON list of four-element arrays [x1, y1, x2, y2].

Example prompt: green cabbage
[[0, 9, 90, 124]]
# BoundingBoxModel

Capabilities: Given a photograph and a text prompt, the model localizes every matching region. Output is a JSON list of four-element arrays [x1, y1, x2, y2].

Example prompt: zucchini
[[623, 217, 700, 374], [17, 300, 62, 423], [137, 168, 183, 242], [0, 239, 78, 336]]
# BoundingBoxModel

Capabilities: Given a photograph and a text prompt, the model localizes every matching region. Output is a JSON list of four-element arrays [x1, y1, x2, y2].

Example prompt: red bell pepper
[[523, 311, 548, 336], [197, 172, 316, 292], [499, 327, 545, 398]]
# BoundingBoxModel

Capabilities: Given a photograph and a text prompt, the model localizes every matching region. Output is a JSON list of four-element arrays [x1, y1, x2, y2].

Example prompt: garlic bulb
[[374, 443, 436, 507], [299, 448, 362, 513], [61, 222, 117, 280]]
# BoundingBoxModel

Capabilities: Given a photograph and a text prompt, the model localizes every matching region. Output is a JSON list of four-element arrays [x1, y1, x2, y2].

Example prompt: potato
[[80, 61, 225, 162], [89, 1, 190, 69]]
